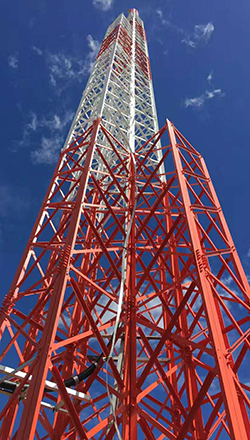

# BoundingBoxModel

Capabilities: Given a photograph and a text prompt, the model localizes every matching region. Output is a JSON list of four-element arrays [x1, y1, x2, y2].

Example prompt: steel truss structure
[[0, 8, 250, 440]]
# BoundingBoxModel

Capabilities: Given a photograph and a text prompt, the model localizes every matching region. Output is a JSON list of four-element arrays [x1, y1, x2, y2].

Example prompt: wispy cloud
[[31, 134, 64, 165], [156, 9, 165, 24], [156, 9, 185, 35], [182, 23, 214, 49], [8, 54, 18, 69], [93, 0, 113, 11], [47, 35, 100, 92], [18, 110, 74, 164], [181, 38, 196, 49], [195, 23, 214, 42], [156, 9, 214, 49], [48, 53, 77, 86], [206, 89, 222, 99], [185, 96, 205, 109], [207, 71, 213, 84], [39, 111, 74, 131], [20, 110, 73, 142], [32, 46, 43, 56], [85, 35, 101, 73], [185, 89, 223, 108]]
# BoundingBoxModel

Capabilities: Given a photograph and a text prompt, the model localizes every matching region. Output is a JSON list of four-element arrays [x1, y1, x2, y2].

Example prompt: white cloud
[[49, 73, 57, 87], [27, 112, 38, 131], [41, 111, 74, 131], [85, 35, 101, 73], [157, 9, 185, 35], [156, 10, 214, 49], [181, 38, 196, 49], [207, 71, 213, 84], [185, 96, 205, 108], [8, 54, 18, 69], [181, 22, 214, 49], [32, 46, 43, 56], [156, 9, 165, 24], [31, 134, 63, 165], [206, 89, 222, 99], [194, 23, 214, 43], [20, 110, 73, 138], [185, 89, 223, 108], [93, 0, 113, 11], [47, 35, 100, 91], [18, 110, 74, 164], [48, 53, 75, 88]]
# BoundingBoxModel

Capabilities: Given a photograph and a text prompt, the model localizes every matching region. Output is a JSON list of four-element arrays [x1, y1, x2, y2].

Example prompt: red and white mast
[[0, 8, 250, 440]]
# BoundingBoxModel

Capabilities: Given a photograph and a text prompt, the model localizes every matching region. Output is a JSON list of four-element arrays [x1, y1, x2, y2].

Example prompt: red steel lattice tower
[[0, 8, 250, 440]]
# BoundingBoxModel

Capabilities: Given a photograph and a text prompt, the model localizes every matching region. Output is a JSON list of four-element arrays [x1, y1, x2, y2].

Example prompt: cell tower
[[1, 8, 250, 440]]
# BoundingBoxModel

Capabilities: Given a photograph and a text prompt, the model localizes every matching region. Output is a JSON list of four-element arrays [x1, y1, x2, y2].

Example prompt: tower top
[[128, 8, 139, 15]]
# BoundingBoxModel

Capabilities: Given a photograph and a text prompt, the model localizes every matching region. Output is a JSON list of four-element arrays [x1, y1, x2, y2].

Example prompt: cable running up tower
[[0, 8, 250, 440]]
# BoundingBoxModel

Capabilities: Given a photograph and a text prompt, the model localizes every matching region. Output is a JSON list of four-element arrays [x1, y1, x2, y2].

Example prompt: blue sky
[[1, 0, 250, 293]]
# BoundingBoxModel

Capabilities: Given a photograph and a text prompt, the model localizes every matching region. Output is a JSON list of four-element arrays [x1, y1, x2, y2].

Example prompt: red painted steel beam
[[167, 118, 250, 440], [0, 117, 250, 439], [14, 119, 101, 440]]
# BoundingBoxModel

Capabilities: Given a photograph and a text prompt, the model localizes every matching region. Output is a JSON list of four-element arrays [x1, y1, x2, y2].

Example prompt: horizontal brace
[[227, 326, 250, 354], [135, 108, 154, 120], [205, 249, 232, 257], [191, 204, 219, 213], [40, 400, 68, 413], [109, 79, 130, 95], [182, 169, 209, 181], [108, 90, 130, 105], [91, 334, 163, 340], [175, 142, 201, 158], [87, 355, 170, 363], [89, 169, 127, 180], [0, 364, 90, 402], [95, 142, 129, 156], [101, 119, 128, 134], [53, 320, 116, 351], [72, 247, 123, 254], [104, 103, 130, 119]]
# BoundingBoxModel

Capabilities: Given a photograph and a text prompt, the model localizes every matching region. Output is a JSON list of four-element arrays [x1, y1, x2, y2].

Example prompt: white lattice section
[[61, 9, 164, 188]]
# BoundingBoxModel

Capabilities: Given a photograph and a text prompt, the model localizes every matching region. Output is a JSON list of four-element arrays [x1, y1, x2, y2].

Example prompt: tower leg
[[15, 119, 100, 440], [167, 119, 250, 440]]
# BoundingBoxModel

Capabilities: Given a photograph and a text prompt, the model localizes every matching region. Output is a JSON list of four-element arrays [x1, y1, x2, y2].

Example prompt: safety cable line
[[105, 120, 138, 439]]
